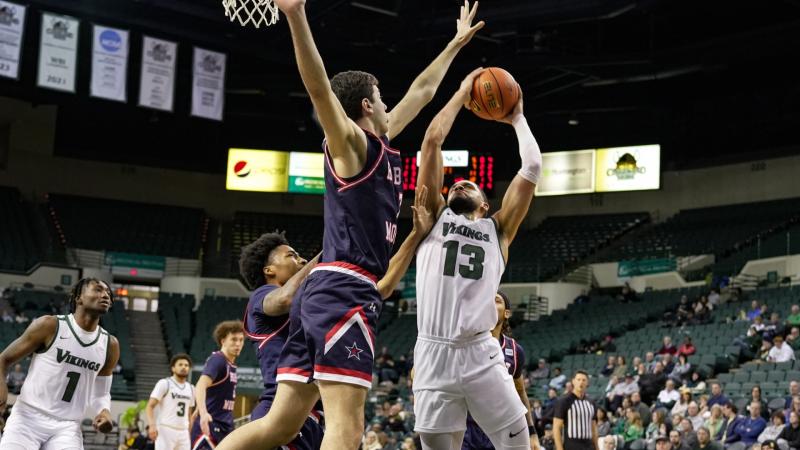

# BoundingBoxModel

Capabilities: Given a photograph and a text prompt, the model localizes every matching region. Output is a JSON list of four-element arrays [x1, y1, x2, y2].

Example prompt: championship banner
[[191, 46, 226, 121], [0, 1, 26, 79], [37, 12, 79, 92], [139, 35, 177, 112], [90, 24, 129, 102], [536, 149, 596, 196]]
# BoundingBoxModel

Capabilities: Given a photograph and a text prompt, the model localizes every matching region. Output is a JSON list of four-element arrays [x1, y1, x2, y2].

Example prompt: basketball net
[[222, 0, 279, 28]]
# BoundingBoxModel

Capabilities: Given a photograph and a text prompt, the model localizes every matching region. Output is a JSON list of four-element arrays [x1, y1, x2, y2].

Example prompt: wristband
[[529, 425, 537, 436]]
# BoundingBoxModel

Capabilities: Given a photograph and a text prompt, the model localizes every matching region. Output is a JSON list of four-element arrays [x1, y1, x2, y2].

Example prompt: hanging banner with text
[[0, 1, 26, 79], [617, 258, 676, 277], [139, 36, 177, 112], [191, 46, 226, 121], [37, 12, 79, 92], [90, 24, 129, 102]]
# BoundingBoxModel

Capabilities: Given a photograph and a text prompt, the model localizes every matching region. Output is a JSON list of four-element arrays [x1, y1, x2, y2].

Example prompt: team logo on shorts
[[346, 342, 364, 360]]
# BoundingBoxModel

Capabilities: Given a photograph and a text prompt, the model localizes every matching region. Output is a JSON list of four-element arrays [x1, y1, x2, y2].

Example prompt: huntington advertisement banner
[[37, 12, 79, 92], [536, 149, 596, 196], [0, 1, 26, 79], [90, 24, 129, 102], [191, 46, 226, 121], [139, 36, 177, 112]]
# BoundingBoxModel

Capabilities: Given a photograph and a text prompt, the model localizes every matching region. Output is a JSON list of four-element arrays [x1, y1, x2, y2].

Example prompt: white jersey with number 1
[[415, 207, 505, 340], [17, 314, 110, 421], [150, 377, 195, 429]]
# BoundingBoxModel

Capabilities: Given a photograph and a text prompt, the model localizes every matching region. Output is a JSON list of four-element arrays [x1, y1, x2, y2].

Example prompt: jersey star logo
[[346, 342, 364, 360]]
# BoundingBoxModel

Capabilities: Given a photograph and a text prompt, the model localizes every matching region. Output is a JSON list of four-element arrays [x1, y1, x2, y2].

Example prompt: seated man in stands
[[670, 429, 691, 450], [738, 401, 768, 448], [787, 305, 800, 328], [786, 328, 800, 351], [692, 426, 722, 450], [767, 336, 795, 363], [658, 336, 678, 356], [531, 359, 550, 382], [764, 313, 786, 342], [549, 367, 566, 391], [718, 403, 745, 445], [639, 362, 667, 405], [655, 379, 681, 410]]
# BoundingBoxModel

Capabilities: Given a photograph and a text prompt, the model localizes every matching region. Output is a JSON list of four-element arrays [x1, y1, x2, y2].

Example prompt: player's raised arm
[[0, 316, 57, 412], [418, 69, 483, 215], [274, 0, 365, 177], [377, 186, 435, 299], [492, 90, 541, 250], [262, 253, 319, 316], [387, 0, 484, 140]]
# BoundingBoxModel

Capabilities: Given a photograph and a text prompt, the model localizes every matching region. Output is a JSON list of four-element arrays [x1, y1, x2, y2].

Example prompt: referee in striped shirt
[[553, 370, 599, 450]]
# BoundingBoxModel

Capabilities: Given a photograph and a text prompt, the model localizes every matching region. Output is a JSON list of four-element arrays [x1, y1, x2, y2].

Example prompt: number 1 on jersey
[[442, 241, 485, 280], [62, 371, 80, 402]]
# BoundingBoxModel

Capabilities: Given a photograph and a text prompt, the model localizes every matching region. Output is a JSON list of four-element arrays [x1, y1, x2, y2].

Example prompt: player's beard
[[449, 195, 478, 215]]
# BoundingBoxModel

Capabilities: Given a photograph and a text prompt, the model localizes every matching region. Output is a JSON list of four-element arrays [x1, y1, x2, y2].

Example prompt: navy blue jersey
[[321, 129, 403, 278], [243, 284, 289, 405], [200, 351, 237, 426]]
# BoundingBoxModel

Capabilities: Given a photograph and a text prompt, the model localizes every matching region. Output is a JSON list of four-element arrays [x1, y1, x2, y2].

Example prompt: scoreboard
[[402, 151, 494, 195]]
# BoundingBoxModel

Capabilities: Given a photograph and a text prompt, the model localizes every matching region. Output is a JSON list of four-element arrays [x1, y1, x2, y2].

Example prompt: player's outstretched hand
[[273, 0, 305, 14], [411, 186, 435, 236], [458, 68, 485, 109], [452, 1, 485, 48], [93, 412, 113, 433], [149, 427, 158, 441], [496, 83, 524, 125]]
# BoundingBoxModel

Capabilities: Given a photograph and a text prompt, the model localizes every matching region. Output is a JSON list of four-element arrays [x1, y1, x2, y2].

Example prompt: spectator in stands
[[749, 386, 771, 420], [670, 430, 690, 450], [544, 387, 559, 408], [707, 383, 729, 408], [5, 363, 25, 395], [785, 382, 800, 409], [563, 381, 574, 395], [672, 388, 693, 417], [646, 410, 668, 448], [542, 425, 555, 450], [760, 339, 774, 361], [759, 412, 786, 444], [549, 367, 566, 391], [777, 411, 800, 450], [376, 351, 399, 384], [693, 301, 711, 325], [622, 410, 645, 446], [679, 337, 697, 357], [13, 311, 28, 324], [597, 408, 612, 438], [718, 402, 745, 444], [632, 392, 652, 427], [641, 363, 668, 405], [1, 309, 13, 323], [680, 418, 699, 448], [531, 359, 551, 382], [620, 282, 638, 303], [734, 326, 762, 360], [118, 426, 147, 450], [708, 290, 721, 309], [614, 356, 629, 379], [705, 405, 725, 440], [657, 380, 682, 411], [400, 437, 417, 450], [765, 313, 787, 343], [381, 404, 409, 433], [693, 426, 722, 450], [674, 296, 693, 326], [784, 396, 800, 424], [688, 402, 705, 431], [656, 436, 673, 450], [768, 336, 796, 363], [646, 352, 658, 372], [685, 372, 707, 396], [786, 328, 800, 351], [663, 353, 677, 374], [602, 356, 617, 377], [749, 301, 763, 321], [739, 402, 768, 447], [787, 306, 800, 328], [361, 430, 383, 450], [659, 336, 678, 356]]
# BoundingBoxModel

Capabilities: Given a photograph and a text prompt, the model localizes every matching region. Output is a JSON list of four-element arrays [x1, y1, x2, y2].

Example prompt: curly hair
[[239, 232, 290, 290], [497, 291, 512, 337], [213, 320, 244, 347], [170, 353, 192, 367], [68, 278, 113, 313], [330, 70, 379, 121]]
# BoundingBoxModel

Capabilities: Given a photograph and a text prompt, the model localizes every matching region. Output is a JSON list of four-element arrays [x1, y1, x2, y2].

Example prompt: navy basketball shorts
[[250, 399, 324, 450], [190, 418, 232, 450], [461, 415, 494, 450], [277, 263, 382, 389]]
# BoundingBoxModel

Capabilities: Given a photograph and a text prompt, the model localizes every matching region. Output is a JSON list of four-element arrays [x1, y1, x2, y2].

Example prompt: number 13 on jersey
[[442, 241, 485, 280]]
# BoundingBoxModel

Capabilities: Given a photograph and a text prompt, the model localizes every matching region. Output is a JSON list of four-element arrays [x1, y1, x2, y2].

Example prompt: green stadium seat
[[749, 372, 767, 383], [767, 371, 786, 383]]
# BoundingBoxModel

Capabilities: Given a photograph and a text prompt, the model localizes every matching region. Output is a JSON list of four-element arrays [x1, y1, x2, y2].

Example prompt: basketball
[[469, 67, 520, 121]]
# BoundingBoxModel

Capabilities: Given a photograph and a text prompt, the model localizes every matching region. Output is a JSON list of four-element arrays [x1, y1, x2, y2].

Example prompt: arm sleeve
[[554, 397, 568, 420], [149, 379, 167, 400], [90, 375, 112, 416], [514, 343, 526, 379], [512, 115, 542, 184], [201, 354, 227, 383], [191, 385, 196, 407]]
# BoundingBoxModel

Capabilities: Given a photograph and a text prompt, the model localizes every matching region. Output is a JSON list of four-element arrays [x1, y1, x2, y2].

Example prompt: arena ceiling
[[2, 0, 799, 175]]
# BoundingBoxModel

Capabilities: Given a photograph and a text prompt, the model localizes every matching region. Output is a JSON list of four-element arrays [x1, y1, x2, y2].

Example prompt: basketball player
[[217, 0, 483, 448], [190, 321, 244, 450], [146, 353, 196, 450], [0, 277, 119, 449], [462, 292, 540, 450], [237, 187, 434, 449], [411, 71, 542, 450]]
